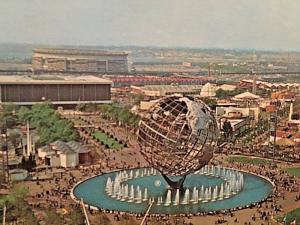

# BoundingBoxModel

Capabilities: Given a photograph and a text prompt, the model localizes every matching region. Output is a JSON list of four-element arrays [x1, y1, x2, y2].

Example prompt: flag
[[290, 219, 296, 225]]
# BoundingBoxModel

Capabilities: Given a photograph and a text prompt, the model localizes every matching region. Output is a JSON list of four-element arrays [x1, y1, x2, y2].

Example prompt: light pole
[[2, 204, 6, 225], [1, 126, 9, 184], [268, 100, 278, 162]]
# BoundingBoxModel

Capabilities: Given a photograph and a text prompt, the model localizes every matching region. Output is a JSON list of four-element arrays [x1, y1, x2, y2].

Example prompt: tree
[[22, 211, 39, 225], [9, 130, 21, 147], [129, 93, 144, 105], [68, 205, 85, 225], [215, 88, 244, 99], [0, 103, 18, 128], [97, 103, 140, 128], [44, 209, 64, 225], [10, 183, 29, 200], [200, 97, 217, 110], [75, 103, 98, 112], [222, 119, 233, 141], [2, 184, 38, 225], [17, 106, 32, 122], [3, 115, 17, 128], [17, 103, 78, 145], [75, 103, 86, 111]]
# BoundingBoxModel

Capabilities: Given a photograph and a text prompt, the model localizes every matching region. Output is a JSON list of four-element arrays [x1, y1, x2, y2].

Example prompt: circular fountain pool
[[72, 166, 273, 215]]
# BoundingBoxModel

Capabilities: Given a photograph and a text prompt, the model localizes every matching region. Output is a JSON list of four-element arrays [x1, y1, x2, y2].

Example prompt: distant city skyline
[[1, 0, 300, 51]]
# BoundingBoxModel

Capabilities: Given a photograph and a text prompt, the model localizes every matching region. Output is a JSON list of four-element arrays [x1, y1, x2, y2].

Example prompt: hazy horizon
[[1, 0, 300, 51], [1, 42, 299, 53]]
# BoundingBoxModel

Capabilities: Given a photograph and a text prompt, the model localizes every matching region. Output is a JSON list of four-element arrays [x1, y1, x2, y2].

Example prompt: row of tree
[[215, 88, 244, 99], [98, 103, 140, 128], [238, 117, 269, 144], [0, 103, 18, 129], [76, 102, 140, 128], [17, 103, 78, 145]]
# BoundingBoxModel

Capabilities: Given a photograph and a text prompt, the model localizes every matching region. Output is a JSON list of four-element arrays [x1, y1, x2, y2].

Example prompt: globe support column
[[161, 174, 187, 191]]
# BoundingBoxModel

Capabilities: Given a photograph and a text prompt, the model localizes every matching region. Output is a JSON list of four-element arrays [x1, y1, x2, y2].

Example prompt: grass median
[[227, 156, 268, 166]]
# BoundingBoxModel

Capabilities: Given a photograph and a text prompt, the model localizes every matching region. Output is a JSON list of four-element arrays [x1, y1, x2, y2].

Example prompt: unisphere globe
[[137, 94, 219, 177]]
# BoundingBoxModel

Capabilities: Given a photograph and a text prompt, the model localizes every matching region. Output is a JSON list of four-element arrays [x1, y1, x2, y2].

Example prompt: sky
[[0, 0, 300, 50]]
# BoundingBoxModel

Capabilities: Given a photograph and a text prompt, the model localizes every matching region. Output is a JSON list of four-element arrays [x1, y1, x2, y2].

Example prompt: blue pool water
[[73, 168, 273, 214]]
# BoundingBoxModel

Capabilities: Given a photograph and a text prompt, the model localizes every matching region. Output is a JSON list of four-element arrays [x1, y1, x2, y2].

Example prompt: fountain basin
[[72, 167, 273, 215]]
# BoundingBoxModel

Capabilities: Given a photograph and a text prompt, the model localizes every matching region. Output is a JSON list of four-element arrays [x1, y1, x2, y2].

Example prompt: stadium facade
[[32, 48, 129, 73]]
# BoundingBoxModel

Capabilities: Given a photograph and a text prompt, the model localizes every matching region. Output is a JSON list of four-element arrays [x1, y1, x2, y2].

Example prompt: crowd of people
[[21, 111, 300, 225], [213, 155, 300, 224], [25, 149, 299, 224], [220, 142, 300, 163]]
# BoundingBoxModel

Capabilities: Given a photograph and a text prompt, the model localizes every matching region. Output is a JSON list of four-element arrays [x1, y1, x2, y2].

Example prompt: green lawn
[[93, 131, 124, 150], [227, 156, 268, 166], [71, 118, 86, 125], [277, 207, 300, 224], [283, 167, 300, 178]]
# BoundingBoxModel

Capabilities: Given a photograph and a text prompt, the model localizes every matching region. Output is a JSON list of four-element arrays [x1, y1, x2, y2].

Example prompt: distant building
[[239, 79, 300, 92], [271, 91, 295, 101], [9, 169, 28, 181], [0, 75, 112, 105], [131, 84, 202, 97], [219, 117, 250, 137], [219, 84, 236, 91], [218, 108, 252, 137], [182, 62, 192, 67], [110, 76, 211, 87], [289, 102, 300, 125], [200, 83, 217, 97], [32, 48, 129, 73], [216, 106, 260, 121], [216, 103, 260, 138], [139, 100, 158, 110]]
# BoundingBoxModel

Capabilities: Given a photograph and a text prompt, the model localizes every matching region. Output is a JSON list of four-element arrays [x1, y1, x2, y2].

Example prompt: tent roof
[[233, 91, 261, 100], [275, 138, 295, 146]]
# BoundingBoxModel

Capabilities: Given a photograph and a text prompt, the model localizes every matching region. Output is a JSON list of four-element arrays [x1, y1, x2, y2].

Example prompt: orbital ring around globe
[[72, 166, 274, 215]]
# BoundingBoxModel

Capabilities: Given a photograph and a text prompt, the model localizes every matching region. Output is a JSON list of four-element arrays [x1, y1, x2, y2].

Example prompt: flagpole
[[2, 204, 6, 225]]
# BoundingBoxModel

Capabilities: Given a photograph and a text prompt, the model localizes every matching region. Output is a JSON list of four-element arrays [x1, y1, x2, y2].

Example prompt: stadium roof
[[0, 75, 112, 85], [34, 48, 128, 56]]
